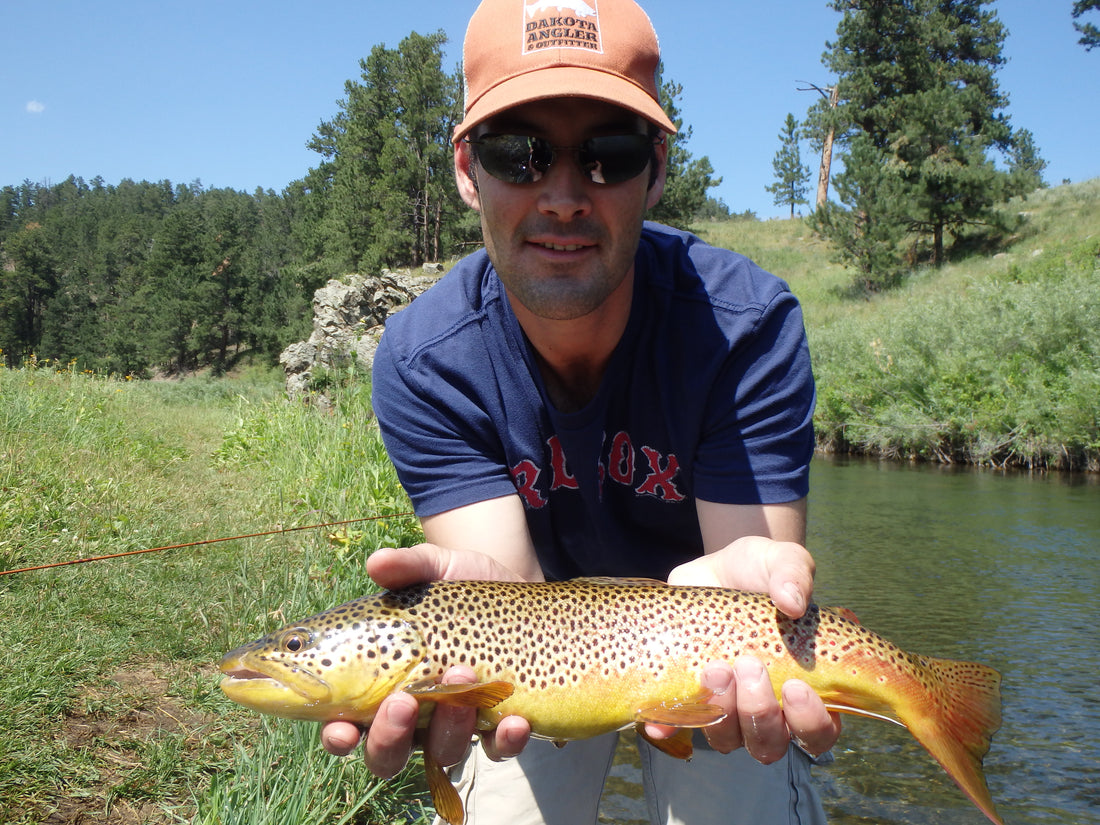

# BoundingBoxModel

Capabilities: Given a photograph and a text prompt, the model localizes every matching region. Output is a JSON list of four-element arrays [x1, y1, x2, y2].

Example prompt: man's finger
[[321, 720, 363, 756], [364, 692, 419, 778], [366, 545, 451, 589], [480, 715, 532, 761], [782, 680, 842, 757], [733, 657, 788, 765], [699, 662, 741, 753], [765, 543, 815, 619], [426, 667, 480, 768]]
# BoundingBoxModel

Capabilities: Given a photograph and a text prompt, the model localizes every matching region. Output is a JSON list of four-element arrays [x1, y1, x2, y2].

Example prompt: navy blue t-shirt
[[371, 223, 815, 581]]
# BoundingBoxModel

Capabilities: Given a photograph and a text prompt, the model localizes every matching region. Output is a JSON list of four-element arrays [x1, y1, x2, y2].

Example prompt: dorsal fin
[[821, 605, 862, 624], [574, 576, 666, 587]]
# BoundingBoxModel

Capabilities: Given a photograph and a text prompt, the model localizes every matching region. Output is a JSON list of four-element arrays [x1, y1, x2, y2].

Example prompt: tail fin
[[906, 655, 1004, 825]]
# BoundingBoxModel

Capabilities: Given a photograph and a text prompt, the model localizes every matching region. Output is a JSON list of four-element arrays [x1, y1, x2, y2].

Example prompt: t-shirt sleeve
[[370, 328, 519, 517], [691, 290, 815, 505]]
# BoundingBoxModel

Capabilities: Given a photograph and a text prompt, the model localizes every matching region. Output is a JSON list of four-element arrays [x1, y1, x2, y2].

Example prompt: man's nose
[[536, 150, 594, 221]]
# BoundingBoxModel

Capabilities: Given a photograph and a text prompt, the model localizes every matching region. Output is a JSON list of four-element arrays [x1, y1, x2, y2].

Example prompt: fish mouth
[[221, 666, 271, 682], [219, 655, 332, 705]]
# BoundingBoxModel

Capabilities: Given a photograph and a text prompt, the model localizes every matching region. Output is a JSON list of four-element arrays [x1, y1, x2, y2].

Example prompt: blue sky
[[4, 1, 1097, 220]]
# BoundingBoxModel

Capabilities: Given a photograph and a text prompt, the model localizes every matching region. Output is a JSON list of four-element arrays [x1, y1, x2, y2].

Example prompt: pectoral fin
[[632, 700, 726, 762], [635, 701, 727, 728], [423, 749, 465, 825], [406, 680, 515, 709]]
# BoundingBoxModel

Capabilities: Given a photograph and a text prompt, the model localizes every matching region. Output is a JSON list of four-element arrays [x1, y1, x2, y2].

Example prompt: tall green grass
[[697, 178, 1100, 470], [810, 242, 1100, 469], [0, 361, 425, 824], [195, 718, 429, 825]]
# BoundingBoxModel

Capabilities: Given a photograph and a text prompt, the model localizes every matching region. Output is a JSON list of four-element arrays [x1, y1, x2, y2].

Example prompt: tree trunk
[[433, 200, 442, 262], [816, 85, 840, 208], [219, 323, 230, 371]]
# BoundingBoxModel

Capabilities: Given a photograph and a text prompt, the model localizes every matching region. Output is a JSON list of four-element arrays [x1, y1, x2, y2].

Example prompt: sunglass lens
[[477, 135, 552, 184], [580, 135, 653, 184]]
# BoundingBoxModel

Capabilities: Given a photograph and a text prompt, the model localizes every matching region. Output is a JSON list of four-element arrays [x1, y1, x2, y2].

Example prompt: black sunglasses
[[464, 133, 662, 185]]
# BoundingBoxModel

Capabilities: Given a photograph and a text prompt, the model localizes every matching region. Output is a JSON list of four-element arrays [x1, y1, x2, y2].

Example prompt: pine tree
[[190, 189, 259, 373], [765, 114, 810, 218], [1074, 1, 1100, 50], [812, 135, 911, 290], [308, 31, 466, 272], [245, 187, 312, 358], [0, 220, 56, 362], [647, 69, 722, 228], [1006, 128, 1048, 194], [140, 202, 206, 372], [811, 0, 1042, 286]]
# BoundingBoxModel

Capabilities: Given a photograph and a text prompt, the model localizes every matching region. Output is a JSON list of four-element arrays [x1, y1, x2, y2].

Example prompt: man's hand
[[667, 534, 815, 617], [319, 544, 532, 776], [656, 536, 843, 763]]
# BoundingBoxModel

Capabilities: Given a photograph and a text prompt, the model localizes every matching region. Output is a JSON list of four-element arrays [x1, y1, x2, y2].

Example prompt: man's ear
[[454, 140, 482, 211], [645, 134, 669, 210]]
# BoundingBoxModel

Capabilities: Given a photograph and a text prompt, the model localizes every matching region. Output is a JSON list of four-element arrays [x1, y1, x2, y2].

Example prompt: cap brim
[[453, 65, 677, 143]]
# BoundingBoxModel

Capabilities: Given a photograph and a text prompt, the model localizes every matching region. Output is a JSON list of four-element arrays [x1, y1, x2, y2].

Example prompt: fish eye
[[280, 629, 313, 653]]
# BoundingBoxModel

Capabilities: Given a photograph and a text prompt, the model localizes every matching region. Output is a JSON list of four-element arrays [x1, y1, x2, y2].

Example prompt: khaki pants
[[441, 730, 827, 825]]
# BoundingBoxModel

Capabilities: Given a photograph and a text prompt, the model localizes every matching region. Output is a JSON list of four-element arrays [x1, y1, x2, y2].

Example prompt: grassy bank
[[0, 363, 426, 824], [698, 178, 1100, 471]]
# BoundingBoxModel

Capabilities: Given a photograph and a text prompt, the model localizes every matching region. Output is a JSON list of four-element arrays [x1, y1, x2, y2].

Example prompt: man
[[322, 0, 842, 821]]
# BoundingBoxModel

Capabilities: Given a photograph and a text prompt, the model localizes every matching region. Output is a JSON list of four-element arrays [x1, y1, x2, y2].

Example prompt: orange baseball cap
[[454, 0, 678, 143]]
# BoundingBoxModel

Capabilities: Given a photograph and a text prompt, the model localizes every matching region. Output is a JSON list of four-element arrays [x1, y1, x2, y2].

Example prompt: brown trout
[[219, 578, 1004, 825]]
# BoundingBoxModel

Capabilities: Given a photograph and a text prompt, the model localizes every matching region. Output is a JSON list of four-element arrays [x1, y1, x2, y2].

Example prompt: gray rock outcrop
[[279, 268, 438, 402]]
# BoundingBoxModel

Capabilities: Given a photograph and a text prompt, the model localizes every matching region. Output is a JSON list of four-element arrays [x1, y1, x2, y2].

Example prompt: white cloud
[[26, 100, 46, 114]]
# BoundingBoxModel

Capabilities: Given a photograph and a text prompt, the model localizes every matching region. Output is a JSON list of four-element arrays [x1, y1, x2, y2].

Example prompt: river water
[[597, 457, 1100, 825]]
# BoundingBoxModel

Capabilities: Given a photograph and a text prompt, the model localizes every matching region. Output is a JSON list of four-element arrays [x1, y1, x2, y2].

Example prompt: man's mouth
[[540, 242, 586, 251]]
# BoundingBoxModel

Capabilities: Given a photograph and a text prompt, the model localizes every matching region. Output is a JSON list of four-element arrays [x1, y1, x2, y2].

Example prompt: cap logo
[[523, 0, 603, 55]]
